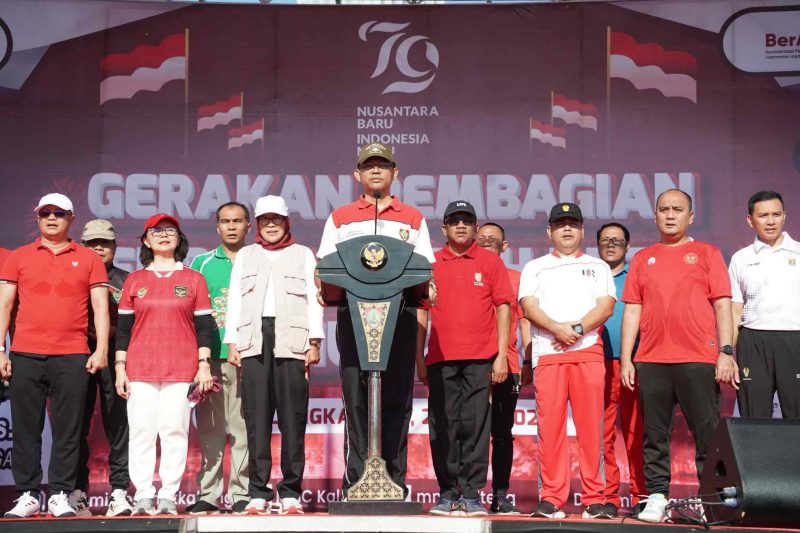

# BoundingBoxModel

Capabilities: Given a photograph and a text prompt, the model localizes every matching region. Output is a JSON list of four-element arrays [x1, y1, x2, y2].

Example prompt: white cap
[[34, 193, 74, 213], [254, 195, 288, 218]]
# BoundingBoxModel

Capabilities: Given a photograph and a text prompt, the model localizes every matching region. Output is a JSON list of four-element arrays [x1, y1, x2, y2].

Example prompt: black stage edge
[[328, 500, 423, 515], [492, 519, 800, 533], [2, 516, 799, 533], [0, 517, 180, 533]]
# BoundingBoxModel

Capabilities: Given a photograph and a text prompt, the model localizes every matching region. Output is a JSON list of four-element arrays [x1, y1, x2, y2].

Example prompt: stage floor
[[1, 514, 799, 533]]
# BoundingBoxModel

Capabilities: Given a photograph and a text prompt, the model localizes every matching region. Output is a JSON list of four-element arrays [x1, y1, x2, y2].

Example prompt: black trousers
[[336, 306, 417, 497], [490, 372, 520, 495], [428, 358, 493, 500], [241, 318, 308, 500], [9, 353, 89, 494], [636, 362, 719, 496], [77, 347, 130, 491], [736, 327, 800, 419]]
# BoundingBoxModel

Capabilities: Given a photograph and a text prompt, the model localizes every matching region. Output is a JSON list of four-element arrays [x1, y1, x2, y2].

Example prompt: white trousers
[[128, 381, 192, 502]]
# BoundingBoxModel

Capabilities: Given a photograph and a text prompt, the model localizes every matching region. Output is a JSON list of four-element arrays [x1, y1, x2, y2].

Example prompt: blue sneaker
[[430, 497, 454, 516], [462, 497, 488, 516]]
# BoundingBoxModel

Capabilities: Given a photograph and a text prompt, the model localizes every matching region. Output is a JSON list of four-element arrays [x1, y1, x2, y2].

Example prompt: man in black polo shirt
[[72, 219, 133, 516]]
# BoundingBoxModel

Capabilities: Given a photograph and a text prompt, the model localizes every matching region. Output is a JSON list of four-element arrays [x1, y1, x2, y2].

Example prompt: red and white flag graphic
[[197, 95, 243, 132], [552, 93, 598, 130], [530, 118, 566, 149], [610, 31, 697, 103], [228, 120, 264, 149], [100, 34, 186, 105]]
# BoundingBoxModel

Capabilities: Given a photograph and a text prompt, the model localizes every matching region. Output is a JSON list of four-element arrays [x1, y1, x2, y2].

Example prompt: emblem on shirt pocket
[[72, 261, 79, 267], [174, 285, 188, 298], [399, 229, 409, 241], [647, 257, 656, 265], [684, 253, 698, 265], [742, 367, 751, 380], [789, 257, 796, 266], [474, 272, 484, 286], [137, 287, 148, 298]]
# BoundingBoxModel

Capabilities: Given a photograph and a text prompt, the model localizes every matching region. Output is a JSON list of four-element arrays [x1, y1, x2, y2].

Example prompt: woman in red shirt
[[115, 214, 215, 516]]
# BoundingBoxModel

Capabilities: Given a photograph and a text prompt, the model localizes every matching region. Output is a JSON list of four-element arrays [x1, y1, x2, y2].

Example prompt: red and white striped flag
[[552, 93, 598, 131], [530, 118, 566, 149], [197, 95, 243, 132], [228, 120, 264, 149], [610, 31, 697, 103], [100, 34, 186, 105]]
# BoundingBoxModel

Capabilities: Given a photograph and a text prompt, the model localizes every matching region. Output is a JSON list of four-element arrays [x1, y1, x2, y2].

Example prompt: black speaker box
[[699, 417, 800, 527]]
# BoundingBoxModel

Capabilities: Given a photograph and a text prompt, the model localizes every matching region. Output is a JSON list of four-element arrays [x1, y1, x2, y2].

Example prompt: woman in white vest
[[224, 195, 324, 515]]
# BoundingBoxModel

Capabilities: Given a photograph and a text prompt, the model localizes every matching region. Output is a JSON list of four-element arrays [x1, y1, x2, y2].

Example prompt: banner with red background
[[0, 0, 798, 513]]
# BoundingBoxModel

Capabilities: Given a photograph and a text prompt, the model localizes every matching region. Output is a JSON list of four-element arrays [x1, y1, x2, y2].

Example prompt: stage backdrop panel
[[0, 0, 797, 512]]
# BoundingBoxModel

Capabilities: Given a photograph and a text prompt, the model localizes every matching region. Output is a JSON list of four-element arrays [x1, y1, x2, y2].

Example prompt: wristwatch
[[571, 323, 584, 336], [198, 357, 212, 365], [720, 345, 735, 356]]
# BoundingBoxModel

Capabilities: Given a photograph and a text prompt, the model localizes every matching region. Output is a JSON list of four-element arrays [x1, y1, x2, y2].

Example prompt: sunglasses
[[444, 214, 477, 227], [38, 209, 69, 219], [257, 215, 285, 226]]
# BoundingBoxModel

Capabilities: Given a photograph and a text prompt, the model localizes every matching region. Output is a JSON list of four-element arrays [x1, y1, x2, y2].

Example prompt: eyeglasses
[[38, 209, 69, 219], [257, 215, 285, 226], [444, 215, 477, 227], [599, 237, 627, 247], [358, 162, 394, 171], [147, 227, 178, 237], [477, 236, 503, 245]]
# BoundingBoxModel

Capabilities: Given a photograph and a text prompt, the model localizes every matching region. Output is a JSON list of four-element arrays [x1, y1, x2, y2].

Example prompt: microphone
[[373, 191, 381, 235]]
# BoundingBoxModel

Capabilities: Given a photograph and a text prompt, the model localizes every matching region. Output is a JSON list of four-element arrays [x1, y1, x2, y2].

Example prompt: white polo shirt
[[518, 252, 616, 364], [729, 232, 800, 330], [317, 195, 435, 263]]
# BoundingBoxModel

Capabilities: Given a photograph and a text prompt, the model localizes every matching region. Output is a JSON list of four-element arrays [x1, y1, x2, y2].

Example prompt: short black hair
[[596, 222, 630, 243], [479, 222, 506, 241], [656, 188, 693, 211], [747, 191, 784, 215], [216, 201, 250, 222], [138, 230, 189, 267]]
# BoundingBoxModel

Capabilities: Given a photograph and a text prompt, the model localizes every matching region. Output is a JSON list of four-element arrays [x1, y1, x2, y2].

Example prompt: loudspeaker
[[699, 417, 800, 527]]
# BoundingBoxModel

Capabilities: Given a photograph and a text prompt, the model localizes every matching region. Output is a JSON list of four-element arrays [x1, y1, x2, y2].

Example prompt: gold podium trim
[[347, 455, 405, 501], [357, 301, 391, 363]]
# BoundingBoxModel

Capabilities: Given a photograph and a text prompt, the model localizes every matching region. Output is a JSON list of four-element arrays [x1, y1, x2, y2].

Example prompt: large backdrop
[[0, 0, 798, 512]]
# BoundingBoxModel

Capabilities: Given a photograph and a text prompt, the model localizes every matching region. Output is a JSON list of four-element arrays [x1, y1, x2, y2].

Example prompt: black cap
[[443, 200, 477, 219], [548, 202, 583, 223]]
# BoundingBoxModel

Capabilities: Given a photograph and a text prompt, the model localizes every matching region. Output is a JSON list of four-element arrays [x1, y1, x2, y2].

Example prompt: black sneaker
[[531, 500, 566, 519], [186, 500, 219, 515], [604, 502, 619, 518], [582, 503, 609, 519], [232, 500, 249, 514], [490, 495, 520, 514]]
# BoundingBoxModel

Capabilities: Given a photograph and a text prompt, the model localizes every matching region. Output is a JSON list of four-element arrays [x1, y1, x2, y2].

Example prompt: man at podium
[[317, 143, 436, 500]]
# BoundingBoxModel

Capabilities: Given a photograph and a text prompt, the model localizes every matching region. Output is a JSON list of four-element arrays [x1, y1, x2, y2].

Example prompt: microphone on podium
[[373, 191, 381, 235]]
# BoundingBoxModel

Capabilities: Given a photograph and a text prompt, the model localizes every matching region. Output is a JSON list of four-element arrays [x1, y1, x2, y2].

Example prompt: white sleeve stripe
[[118, 309, 134, 315], [194, 309, 213, 316]]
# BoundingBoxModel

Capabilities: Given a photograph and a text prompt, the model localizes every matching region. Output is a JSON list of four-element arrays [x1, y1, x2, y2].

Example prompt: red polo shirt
[[427, 241, 514, 365], [0, 248, 10, 271], [506, 268, 523, 374], [0, 239, 108, 355]]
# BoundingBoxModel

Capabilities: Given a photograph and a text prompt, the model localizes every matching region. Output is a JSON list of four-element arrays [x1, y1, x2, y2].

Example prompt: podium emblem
[[361, 242, 388, 270]]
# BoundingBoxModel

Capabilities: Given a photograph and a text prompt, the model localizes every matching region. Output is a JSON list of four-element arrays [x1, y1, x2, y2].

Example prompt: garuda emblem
[[361, 242, 388, 270]]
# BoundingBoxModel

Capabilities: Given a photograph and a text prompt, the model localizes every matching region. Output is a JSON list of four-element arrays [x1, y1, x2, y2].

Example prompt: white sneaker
[[68, 490, 92, 517], [243, 498, 269, 515], [47, 491, 76, 518], [107, 489, 133, 517], [279, 497, 303, 515], [638, 493, 668, 523], [4, 491, 40, 518]]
